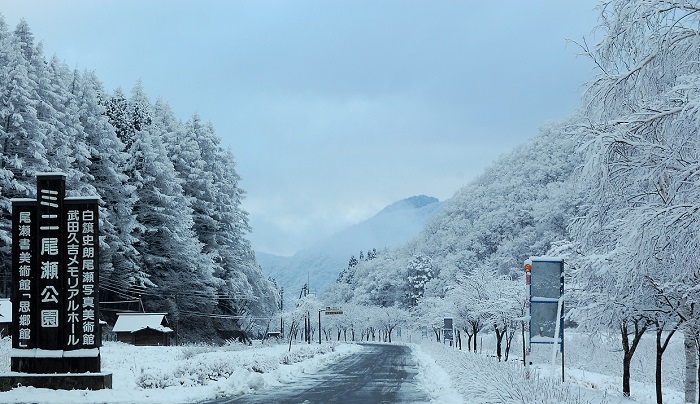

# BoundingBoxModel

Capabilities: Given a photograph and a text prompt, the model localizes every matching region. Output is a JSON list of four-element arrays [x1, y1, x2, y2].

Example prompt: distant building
[[0, 299, 10, 338], [112, 313, 173, 346]]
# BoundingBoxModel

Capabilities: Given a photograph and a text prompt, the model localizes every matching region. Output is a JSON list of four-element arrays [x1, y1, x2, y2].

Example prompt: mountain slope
[[257, 195, 444, 297]]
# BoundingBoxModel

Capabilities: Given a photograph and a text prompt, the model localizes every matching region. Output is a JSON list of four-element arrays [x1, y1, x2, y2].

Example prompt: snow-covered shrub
[[135, 342, 338, 389], [135, 368, 173, 389], [420, 341, 610, 403], [458, 356, 598, 403], [0, 337, 10, 373], [285, 344, 336, 364], [222, 339, 254, 351], [177, 343, 214, 360]]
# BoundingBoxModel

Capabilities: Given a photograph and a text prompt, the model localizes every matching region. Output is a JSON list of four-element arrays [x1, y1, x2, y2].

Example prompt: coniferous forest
[[0, 16, 279, 342]]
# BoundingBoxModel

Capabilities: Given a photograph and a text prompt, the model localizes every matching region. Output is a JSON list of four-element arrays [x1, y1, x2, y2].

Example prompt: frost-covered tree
[[407, 254, 433, 307], [101, 88, 133, 147], [563, 246, 654, 399], [1, 19, 48, 185], [0, 15, 16, 276], [285, 294, 321, 348], [39, 56, 86, 186], [352, 250, 410, 307], [128, 126, 218, 338], [571, 1, 700, 401], [450, 267, 522, 359], [75, 71, 143, 294], [204, 129, 279, 324], [366, 248, 378, 261], [159, 105, 279, 335], [413, 296, 453, 342], [0, 19, 50, 280], [376, 305, 408, 343], [125, 87, 219, 339]]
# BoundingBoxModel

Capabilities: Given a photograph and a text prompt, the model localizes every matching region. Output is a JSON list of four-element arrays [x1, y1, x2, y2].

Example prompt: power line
[[99, 300, 140, 304]]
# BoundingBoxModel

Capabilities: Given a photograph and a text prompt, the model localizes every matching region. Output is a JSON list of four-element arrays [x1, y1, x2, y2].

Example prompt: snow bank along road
[[206, 343, 430, 403]]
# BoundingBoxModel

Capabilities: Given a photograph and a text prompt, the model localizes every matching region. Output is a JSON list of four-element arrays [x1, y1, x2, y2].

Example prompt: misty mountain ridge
[[376, 195, 439, 215], [257, 195, 444, 297]]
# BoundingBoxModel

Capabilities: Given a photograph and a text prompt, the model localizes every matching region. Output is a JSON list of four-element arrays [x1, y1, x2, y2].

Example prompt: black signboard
[[10, 174, 102, 374]]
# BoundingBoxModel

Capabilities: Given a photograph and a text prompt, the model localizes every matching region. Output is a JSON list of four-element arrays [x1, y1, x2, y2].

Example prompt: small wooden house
[[0, 299, 10, 338], [112, 313, 173, 346]]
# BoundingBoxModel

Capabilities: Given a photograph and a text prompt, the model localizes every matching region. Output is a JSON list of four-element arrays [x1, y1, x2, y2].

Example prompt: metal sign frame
[[528, 257, 564, 350]]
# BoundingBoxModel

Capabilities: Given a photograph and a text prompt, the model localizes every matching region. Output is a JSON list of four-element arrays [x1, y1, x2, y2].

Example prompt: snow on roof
[[0, 299, 11, 323], [529, 256, 564, 262], [112, 313, 173, 334]]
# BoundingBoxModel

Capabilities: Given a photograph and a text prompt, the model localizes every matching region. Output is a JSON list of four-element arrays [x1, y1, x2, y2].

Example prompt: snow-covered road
[[208, 343, 429, 403]]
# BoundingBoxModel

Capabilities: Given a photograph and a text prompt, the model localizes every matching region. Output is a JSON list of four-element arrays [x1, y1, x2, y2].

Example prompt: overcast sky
[[3, 1, 600, 256]]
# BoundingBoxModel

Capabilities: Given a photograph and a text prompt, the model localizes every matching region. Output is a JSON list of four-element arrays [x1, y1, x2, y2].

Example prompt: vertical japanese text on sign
[[12, 200, 36, 349], [36, 175, 65, 351], [64, 199, 100, 350]]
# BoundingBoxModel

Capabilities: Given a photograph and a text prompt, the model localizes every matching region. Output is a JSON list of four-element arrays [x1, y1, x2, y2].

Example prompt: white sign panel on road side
[[325, 307, 343, 315]]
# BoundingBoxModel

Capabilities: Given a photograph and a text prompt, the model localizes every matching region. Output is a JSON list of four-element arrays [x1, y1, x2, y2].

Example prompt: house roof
[[0, 299, 11, 323], [112, 313, 173, 334]]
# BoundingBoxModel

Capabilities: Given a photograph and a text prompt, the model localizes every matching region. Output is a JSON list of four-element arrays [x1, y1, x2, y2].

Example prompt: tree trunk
[[433, 326, 441, 342], [621, 317, 648, 398], [505, 326, 516, 361], [307, 312, 312, 344], [696, 339, 700, 404], [463, 327, 473, 352], [656, 320, 682, 404], [684, 326, 697, 404], [288, 320, 298, 352], [494, 323, 504, 361], [657, 327, 664, 404], [622, 322, 632, 398]]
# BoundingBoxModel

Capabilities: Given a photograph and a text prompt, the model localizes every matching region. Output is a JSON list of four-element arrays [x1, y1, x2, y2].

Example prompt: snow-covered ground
[[0, 337, 460, 403], [414, 329, 687, 404], [0, 339, 363, 403], [0, 328, 691, 403]]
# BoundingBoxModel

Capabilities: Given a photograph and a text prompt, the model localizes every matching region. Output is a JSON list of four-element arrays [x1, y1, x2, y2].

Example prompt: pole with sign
[[523, 261, 532, 378], [318, 306, 343, 344]]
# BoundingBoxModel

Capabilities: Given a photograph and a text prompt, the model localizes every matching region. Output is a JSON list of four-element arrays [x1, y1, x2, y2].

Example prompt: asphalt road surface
[[208, 343, 430, 404]]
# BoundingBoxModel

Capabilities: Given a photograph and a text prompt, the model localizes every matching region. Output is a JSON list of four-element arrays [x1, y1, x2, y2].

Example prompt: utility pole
[[279, 287, 284, 336], [174, 294, 179, 346], [307, 311, 311, 344], [299, 283, 310, 344]]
